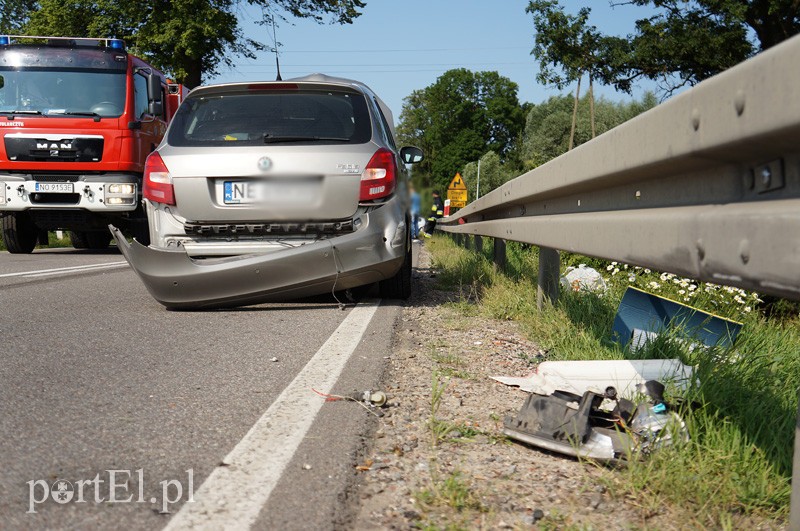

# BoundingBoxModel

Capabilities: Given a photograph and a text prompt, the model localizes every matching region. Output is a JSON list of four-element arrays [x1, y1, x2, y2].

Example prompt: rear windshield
[[167, 89, 372, 146]]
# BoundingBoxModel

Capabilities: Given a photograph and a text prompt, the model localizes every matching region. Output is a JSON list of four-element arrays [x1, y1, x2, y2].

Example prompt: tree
[[461, 151, 510, 198], [17, 0, 365, 88], [527, 1, 628, 148], [527, 1, 800, 96], [521, 92, 657, 168], [397, 69, 525, 192], [0, 0, 36, 33]]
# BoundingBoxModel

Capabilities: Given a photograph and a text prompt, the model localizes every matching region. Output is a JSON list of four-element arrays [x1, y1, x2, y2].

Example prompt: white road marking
[[163, 300, 381, 530], [0, 261, 128, 279]]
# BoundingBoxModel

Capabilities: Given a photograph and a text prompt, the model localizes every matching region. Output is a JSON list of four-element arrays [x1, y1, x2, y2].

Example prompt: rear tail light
[[143, 152, 175, 205], [360, 148, 396, 201]]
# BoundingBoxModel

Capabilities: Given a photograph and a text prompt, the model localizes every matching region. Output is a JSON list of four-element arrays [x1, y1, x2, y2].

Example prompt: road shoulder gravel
[[352, 242, 677, 530]]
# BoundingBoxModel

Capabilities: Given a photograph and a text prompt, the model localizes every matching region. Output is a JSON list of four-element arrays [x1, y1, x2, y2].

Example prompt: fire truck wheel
[[1, 212, 38, 254], [69, 231, 111, 250]]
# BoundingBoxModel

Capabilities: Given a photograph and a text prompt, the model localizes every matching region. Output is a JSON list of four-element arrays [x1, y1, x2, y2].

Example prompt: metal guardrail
[[438, 33, 800, 303], [437, 33, 800, 526]]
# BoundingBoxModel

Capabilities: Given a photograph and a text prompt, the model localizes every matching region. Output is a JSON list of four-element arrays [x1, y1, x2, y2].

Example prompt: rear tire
[[1, 212, 38, 254], [70, 231, 111, 250], [379, 239, 412, 300]]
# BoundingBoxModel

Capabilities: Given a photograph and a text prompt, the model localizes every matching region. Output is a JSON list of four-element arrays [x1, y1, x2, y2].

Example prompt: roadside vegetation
[[0, 231, 72, 252], [426, 235, 798, 526]]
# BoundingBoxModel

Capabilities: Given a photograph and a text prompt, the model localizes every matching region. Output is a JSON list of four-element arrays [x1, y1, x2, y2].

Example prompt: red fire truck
[[0, 35, 186, 252]]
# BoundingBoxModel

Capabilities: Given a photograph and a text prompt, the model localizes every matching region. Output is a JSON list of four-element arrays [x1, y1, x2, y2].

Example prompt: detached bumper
[[110, 207, 406, 309]]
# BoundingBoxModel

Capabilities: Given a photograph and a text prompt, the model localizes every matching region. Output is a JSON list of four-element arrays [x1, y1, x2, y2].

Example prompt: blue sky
[[210, 1, 659, 118]]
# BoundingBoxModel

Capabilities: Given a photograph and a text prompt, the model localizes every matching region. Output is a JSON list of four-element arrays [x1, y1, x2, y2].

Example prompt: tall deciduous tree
[[0, 0, 36, 33], [522, 92, 657, 168], [17, 0, 365, 88], [527, 1, 626, 148], [461, 151, 509, 198], [397, 68, 525, 192], [528, 0, 800, 96]]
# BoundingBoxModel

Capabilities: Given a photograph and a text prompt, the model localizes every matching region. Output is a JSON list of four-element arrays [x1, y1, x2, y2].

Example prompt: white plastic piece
[[492, 358, 695, 397], [559, 264, 607, 294]]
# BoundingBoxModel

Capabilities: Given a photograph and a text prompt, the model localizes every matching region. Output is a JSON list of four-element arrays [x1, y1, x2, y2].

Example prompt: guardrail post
[[493, 239, 506, 271], [537, 246, 560, 309], [465, 235, 472, 250], [455, 233, 462, 246], [791, 392, 800, 528], [475, 235, 483, 254]]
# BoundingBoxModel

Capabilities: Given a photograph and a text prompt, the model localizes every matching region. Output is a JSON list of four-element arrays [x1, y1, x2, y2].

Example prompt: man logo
[[257, 156, 272, 172], [37, 142, 73, 150], [51, 480, 74, 504]]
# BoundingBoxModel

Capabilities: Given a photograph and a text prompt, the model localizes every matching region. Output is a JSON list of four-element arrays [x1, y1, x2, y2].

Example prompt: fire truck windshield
[[0, 69, 126, 117]]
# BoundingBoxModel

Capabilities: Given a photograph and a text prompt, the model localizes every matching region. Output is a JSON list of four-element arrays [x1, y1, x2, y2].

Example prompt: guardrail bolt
[[696, 239, 705, 261], [734, 91, 746, 116], [761, 167, 772, 187], [739, 239, 750, 264]]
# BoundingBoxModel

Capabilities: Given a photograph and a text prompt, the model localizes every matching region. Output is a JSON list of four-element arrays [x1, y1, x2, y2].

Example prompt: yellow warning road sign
[[447, 173, 467, 207], [448, 173, 467, 191]]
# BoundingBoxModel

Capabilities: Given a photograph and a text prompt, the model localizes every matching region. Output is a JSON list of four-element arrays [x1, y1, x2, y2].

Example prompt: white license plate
[[34, 182, 74, 193], [223, 180, 316, 205]]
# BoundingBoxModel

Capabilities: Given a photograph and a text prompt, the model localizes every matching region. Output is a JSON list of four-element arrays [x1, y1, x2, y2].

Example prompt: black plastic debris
[[503, 381, 687, 463]]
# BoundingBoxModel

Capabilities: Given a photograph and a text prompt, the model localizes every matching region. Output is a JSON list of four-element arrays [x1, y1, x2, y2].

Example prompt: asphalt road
[[0, 245, 411, 530]]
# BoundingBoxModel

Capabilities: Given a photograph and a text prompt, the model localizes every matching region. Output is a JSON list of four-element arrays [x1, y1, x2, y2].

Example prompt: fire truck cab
[[0, 35, 186, 252]]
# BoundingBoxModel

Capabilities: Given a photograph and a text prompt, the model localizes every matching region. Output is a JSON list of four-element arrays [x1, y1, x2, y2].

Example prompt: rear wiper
[[263, 134, 349, 144]]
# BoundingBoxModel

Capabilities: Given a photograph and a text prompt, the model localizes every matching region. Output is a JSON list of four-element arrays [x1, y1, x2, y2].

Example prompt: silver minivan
[[112, 74, 423, 309]]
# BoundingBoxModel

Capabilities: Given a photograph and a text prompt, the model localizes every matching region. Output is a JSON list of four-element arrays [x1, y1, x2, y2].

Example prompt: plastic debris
[[491, 358, 695, 397], [613, 286, 742, 350], [503, 381, 688, 463], [560, 264, 607, 294]]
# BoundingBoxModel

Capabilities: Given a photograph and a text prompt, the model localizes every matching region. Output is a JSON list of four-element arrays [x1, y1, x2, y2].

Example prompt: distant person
[[424, 190, 444, 237], [409, 185, 421, 241]]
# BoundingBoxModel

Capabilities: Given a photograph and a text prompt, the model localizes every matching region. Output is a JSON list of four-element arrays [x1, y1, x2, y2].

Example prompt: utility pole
[[476, 158, 481, 199]]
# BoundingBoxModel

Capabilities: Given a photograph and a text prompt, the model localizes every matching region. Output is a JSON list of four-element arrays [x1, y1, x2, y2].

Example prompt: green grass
[[426, 234, 797, 526], [415, 470, 485, 512]]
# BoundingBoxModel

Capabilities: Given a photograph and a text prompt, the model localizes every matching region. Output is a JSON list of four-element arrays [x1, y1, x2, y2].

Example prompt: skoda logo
[[257, 156, 272, 171]]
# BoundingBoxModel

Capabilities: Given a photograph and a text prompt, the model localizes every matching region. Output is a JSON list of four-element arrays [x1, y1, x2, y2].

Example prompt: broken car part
[[491, 358, 695, 397], [503, 382, 688, 462]]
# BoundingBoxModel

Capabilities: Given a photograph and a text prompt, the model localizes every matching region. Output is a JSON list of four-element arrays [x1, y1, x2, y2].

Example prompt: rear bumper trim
[[109, 205, 405, 309]]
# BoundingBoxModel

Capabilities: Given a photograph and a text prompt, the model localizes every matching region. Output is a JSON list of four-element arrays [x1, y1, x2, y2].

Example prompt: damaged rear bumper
[[110, 207, 405, 309]]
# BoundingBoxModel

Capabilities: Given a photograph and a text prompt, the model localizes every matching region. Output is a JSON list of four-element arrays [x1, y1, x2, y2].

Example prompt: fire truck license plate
[[34, 182, 74, 193]]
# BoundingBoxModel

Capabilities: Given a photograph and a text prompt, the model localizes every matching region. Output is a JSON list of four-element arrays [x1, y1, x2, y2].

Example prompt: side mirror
[[146, 72, 163, 116], [400, 146, 424, 164], [148, 100, 164, 116]]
